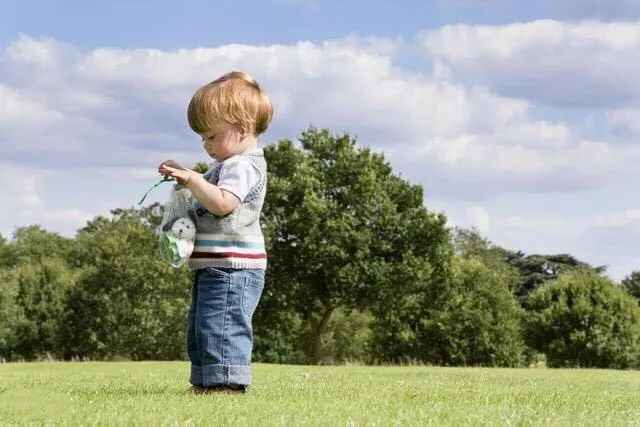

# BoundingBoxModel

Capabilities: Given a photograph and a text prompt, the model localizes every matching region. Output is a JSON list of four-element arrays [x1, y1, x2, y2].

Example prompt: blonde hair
[[187, 71, 273, 136]]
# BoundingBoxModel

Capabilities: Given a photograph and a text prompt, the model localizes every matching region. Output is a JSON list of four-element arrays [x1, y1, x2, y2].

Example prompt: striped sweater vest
[[188, 150, 267, 270]]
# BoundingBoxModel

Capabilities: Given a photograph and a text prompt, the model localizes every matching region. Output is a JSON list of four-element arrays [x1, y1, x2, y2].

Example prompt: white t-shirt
[[216, 153, 262, 202]]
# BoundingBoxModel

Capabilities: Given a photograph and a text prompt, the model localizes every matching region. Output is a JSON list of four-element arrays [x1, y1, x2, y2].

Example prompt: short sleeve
[[217, 157, 260, 202]]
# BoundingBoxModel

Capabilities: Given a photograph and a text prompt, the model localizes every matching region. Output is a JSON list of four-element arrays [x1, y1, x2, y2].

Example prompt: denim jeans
[[187, 267, 265, 387]]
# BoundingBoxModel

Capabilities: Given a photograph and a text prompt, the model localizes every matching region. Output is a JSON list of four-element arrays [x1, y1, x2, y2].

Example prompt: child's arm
[[159, 162, 240, 216], [186, 173, 240, 216]]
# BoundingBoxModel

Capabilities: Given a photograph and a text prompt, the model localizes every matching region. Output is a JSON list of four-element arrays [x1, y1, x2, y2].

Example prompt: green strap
[[138, 176, 175, 205]]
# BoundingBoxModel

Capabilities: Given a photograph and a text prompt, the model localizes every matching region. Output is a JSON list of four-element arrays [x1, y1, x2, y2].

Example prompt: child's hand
[[158, 159, 182, 176], [159, 160, 194, 185]]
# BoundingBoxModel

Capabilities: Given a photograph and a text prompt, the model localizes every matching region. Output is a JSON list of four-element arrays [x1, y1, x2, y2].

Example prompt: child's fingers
[[164, 160, 182, 169], [168, 170, 183, 178]]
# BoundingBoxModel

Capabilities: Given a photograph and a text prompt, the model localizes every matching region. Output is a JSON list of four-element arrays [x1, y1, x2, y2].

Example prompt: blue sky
[[1, 0, 639, 281], [0, 0, 542, 50], [4, 0, 634, 51]]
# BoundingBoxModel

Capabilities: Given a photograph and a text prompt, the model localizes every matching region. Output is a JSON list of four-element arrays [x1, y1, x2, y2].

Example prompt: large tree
[[451, 226, 521, 292], [259, 127, 453, 364], [505, 252, 605, 305]]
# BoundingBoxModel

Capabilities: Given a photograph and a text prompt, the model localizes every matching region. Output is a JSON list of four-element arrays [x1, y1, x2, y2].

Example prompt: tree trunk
[[310, 308, 333, 365]]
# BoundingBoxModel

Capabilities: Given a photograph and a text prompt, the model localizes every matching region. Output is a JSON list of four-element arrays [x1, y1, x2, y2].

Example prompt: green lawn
[[1, 362, 639, 426]]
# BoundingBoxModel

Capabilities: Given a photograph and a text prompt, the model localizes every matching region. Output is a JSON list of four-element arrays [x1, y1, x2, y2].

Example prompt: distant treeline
[[1, 127, 640, 368]]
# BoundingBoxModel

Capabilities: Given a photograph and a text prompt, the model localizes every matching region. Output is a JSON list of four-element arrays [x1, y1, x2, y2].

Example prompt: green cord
[[138, 176, 175, 205]]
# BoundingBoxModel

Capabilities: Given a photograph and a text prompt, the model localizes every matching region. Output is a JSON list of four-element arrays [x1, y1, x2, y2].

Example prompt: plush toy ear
[[162, 217, 179, 232]]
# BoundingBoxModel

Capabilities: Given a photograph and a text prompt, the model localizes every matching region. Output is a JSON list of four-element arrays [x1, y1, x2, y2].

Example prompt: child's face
[[199, 123, 249, 161]]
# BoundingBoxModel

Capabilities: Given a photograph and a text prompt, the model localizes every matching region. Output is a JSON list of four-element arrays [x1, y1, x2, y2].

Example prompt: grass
[[1, 362, 640, 426]]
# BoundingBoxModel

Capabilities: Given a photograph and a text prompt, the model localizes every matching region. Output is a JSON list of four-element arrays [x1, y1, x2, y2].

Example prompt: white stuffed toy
[[159, 212, 197, 267], [165, 216, 196, 240]]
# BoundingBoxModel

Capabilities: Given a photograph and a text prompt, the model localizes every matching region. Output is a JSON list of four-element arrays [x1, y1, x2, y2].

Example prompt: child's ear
[[237, 125, 250, 140]]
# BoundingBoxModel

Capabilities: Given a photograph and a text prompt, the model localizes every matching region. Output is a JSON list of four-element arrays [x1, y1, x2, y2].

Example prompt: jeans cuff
[[190, 364, 203, 386], [202, 364, 252, 386]]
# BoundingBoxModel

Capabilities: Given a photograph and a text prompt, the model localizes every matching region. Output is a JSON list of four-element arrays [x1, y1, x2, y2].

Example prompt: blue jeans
[[187, 267, 265, 387]]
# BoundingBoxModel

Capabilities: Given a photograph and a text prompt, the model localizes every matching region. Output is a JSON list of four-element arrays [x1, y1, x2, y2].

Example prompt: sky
[[0, 0, 639, 281]]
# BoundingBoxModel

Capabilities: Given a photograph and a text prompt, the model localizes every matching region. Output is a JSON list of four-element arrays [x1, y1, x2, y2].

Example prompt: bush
[[370, 257, 527, 367], [0, 226, 78, 361], [418, 258, 528, 367], [525, 269, 640, 369]]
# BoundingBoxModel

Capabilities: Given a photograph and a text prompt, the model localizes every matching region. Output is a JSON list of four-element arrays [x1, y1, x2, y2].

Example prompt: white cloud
[[37, 208, 96, 226], [0, 85, 64, 124], [420, 20, 640, 107], [4, 34, 74, 68], [4, 34, 639, 162], [0, 165, 97, 239], [606, 108, 640, 136], [592, 209, 640, 228], [18, 175, 42, 209], [3, 33, 639, 196], [467, 205, 490, 234]]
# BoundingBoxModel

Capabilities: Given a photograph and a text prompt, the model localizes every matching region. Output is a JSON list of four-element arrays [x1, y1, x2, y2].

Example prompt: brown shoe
[[186, 385, 208, 394], [202, 385, 247, 395]]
